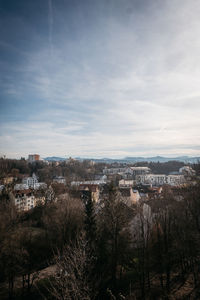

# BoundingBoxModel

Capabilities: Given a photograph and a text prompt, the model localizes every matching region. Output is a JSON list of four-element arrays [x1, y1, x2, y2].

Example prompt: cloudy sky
[[0, 0, 200, 159]]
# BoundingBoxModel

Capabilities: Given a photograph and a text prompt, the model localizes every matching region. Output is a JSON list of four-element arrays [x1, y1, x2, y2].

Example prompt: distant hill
[[44, 156, 66, 161], [44, 156, 200, 163], [123, 156, 200, 163]]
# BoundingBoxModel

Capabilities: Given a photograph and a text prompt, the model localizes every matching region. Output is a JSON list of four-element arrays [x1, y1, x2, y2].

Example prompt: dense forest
[[0, 159, 200, 299]]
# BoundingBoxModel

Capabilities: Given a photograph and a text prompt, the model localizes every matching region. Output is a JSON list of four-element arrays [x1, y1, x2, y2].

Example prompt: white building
[[136, 174, 167, 186], [103, 166, 151, 179], [71, 178, 107, 186], [166, 175, 185, 186], [15, 190, 35, 211], [22, 173, 38, 188], [34, 182, 47, 189], [53, 176, 66, 185], [179, 166, 196, 177], [14, 183, 29, 191], [119, 179, 135, 187], [18, 173, 47, 190], [103, 167, 127, 175], [136, 174, 185, 186], [14, 190, 45, 211]]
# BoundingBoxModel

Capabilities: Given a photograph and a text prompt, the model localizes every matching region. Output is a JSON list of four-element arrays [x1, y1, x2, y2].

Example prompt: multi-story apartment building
[[124, 167, 151, 179], [14, 190, 45, 211], [14, 190, 35, 211], [119, 187, 140, 205], [28, 154, 40, 163], [166, 174, 185, 186], [103, 166, 151, 179], [103, 167, 127, 175], [136, 174, 185, 186]]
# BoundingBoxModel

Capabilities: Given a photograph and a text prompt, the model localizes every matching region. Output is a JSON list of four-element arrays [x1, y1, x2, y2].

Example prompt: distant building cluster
[[0, 152, 197, 213], [103, 165, 195, 187]]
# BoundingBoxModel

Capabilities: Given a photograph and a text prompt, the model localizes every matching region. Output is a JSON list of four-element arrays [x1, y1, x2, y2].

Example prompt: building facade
[[28, 154, 40, 163], [22, 173, 38, 188], [136, 174, 185, 186]]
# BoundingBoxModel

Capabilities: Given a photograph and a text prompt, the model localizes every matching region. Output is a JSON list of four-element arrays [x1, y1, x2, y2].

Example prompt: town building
[[28, 154, 40, 163], [53, 176, 66, 185], [22, 173, 38, 188], [136, 174, 185, 186], [124, 167, 151, 179], [14, 183, 29, 190], [103, 166, 151, 179], [119, 187, 140, 205], [136, 174, 167, 186], [179, 166, 196, 177], [14, 190, 45, 211], [103, 167, 127, 175], [71, 178, 107, 186], [2, 176, 14, 185], [79, 184, 100, 203], [119, 179, 135, 187], [166, 174, 185, 186], [14, 173, 47, 190]]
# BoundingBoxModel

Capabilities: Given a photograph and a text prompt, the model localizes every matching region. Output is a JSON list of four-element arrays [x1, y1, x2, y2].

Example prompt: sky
[[0, 0, 200, 159]]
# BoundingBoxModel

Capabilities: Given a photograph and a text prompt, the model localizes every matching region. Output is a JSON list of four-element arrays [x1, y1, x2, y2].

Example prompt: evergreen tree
[[83, 191, 96, 247]]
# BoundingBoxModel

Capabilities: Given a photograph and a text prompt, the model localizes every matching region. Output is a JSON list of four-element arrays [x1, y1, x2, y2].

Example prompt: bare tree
[[46, 234, 97, 300]]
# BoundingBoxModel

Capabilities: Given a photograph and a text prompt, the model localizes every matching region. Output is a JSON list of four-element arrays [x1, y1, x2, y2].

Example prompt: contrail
[[48, 0, 53, 57]]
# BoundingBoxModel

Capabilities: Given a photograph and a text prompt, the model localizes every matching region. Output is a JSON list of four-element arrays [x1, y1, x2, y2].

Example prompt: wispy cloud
[[48, 0, 53, 57]]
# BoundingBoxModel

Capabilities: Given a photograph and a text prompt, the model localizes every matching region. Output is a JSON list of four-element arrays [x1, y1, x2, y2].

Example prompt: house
[[71, 179, 107, 186], [14, 183, 29, 190], [22, 173, 38, 188], [53, 176, 66, 185], [14, 190, 35, 211], [14, 190, 45, 211], [179, 166, 196, 177], [79, 184, 100, 203], [21, 173, 47, 189], [103, 167, 127, 175], [119, 179, 135, 187], [123, 167, 151, 179], [3, 176, 14, 185], [119, 187, 140, 206]]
